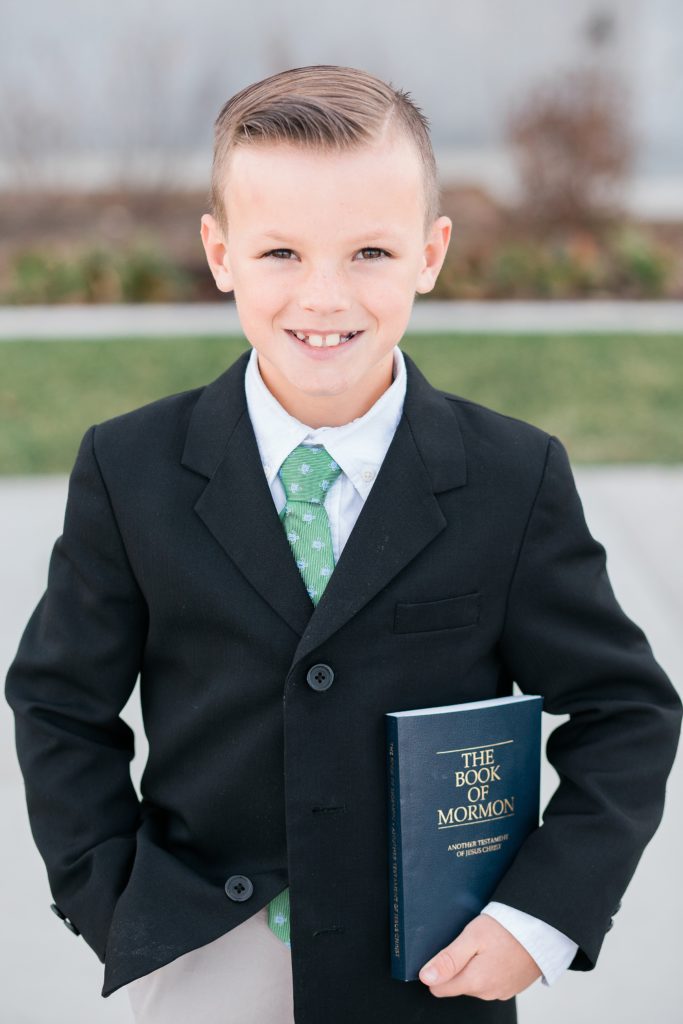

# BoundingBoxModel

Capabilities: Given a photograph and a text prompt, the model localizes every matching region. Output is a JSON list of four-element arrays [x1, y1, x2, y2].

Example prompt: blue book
[[385, 693, 542, 981]]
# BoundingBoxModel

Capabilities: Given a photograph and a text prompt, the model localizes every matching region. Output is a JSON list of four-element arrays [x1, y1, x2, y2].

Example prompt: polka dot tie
[[267, 444, 343, 948]]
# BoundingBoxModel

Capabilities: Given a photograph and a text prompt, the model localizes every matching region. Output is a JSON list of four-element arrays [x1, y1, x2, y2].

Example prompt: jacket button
[[224, 875, 254, 902], [306, 663, 334, 691], [51, 903, 80, 935], [606, 917, 614, 932]]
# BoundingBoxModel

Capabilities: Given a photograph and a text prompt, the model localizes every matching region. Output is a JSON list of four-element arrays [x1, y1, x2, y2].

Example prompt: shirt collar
[[244, 344, 407, 500]]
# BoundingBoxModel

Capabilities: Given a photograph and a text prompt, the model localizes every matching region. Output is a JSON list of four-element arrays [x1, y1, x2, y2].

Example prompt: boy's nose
[[298, 267, 352, 312]]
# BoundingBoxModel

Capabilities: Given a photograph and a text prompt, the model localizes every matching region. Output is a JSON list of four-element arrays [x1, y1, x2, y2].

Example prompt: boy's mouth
[[286, 329, 363, 349]]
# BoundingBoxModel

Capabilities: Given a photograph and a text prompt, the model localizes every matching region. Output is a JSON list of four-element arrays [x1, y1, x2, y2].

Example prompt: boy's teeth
[[292, 330, 357, 347]]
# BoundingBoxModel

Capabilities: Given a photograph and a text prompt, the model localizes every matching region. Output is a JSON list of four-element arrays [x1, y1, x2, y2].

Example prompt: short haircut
[[208, 64, 440, 241]]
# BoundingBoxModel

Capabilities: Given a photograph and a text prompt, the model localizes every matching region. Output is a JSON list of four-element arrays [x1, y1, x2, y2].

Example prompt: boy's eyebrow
[[260, 229, 399, 243]]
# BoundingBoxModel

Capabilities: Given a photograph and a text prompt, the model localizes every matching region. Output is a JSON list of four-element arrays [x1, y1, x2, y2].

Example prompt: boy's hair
[[209, 64, 440, 242]]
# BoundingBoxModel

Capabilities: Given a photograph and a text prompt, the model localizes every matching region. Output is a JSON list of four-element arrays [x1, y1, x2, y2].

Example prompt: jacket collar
[[181, 347, 467, 667]]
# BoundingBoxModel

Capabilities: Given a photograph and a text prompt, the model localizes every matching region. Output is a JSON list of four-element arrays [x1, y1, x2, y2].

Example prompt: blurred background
[[1, 2, 681, 1022], [1, 0, 682, 305]]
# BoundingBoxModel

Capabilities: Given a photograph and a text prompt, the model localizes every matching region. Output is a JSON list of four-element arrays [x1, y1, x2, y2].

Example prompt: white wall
[[0, 0, 680, 212]]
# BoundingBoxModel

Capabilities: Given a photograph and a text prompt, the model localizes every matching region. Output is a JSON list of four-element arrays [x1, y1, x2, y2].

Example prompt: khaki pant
[[124, 906, 295, 1023]]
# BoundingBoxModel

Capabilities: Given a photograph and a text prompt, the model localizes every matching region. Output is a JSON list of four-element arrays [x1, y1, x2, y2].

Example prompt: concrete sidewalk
[[1, 469, 681, 1023], [1, 299, 683, 339]]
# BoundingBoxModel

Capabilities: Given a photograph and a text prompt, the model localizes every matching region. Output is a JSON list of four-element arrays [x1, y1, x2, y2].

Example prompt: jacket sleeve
[[490, 434, 682, 971], [4, 424, 147, 962]]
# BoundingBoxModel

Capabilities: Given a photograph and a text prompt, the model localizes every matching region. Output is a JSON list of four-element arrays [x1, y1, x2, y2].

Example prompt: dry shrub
[[506, 66, 634, 232]]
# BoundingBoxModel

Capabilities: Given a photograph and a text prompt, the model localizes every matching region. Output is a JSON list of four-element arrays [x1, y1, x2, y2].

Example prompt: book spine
[[386, 716, 407, 979]]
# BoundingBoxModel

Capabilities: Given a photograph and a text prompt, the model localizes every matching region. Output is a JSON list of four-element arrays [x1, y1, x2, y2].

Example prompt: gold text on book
[[436, 743, 516, 828]]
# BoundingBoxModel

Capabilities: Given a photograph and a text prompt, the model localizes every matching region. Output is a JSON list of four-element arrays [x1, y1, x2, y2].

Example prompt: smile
[[287, 330, 363, 348]]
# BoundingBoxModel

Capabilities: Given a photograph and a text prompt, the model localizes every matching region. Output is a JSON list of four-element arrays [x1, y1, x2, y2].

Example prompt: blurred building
[[0, 0, 681, 217]]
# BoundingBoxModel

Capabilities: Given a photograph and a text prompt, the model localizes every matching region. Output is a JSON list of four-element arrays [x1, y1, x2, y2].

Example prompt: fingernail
[[421, 965, 438, 983]]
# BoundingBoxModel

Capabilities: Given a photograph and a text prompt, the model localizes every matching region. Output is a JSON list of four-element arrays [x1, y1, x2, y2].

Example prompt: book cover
[[385, 693, 542, 981]]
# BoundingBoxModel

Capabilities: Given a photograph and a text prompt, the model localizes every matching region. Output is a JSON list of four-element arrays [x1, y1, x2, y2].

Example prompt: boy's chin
[[289, 374, 354, 397]]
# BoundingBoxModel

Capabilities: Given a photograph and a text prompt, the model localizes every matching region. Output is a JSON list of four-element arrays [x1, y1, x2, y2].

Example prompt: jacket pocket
[[393, 591, 480, 634]]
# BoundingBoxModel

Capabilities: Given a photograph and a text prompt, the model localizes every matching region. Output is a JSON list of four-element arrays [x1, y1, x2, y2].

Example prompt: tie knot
[[278, 444, 342, 503]]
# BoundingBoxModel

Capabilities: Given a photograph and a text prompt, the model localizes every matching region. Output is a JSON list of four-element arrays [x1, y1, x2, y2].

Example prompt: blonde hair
[[208, 64, 440, 241]]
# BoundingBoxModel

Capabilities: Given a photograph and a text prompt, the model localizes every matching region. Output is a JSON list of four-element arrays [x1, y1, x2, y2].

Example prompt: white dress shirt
[[244, 344, 578, 986]]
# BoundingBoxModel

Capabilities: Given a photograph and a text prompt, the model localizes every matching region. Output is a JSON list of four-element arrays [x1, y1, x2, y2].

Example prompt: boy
[[5, 65, 681, 1024]]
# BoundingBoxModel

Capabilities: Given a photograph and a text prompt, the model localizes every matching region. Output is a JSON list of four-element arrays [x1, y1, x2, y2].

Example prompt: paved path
[[1, 469, 681, 1023], [1, 300, 683, 339]]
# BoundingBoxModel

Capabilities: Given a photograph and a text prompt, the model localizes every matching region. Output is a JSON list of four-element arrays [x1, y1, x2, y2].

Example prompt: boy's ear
[[415, 215, 452, 295], [200, 214, 234, 294]]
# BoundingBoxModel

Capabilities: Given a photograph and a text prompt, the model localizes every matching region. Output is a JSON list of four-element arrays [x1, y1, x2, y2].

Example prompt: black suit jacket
[[5, 348, 682, 1023]]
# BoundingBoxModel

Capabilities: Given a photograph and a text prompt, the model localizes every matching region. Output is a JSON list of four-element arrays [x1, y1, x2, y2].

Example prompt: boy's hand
[[418, 914, 542, 1001]]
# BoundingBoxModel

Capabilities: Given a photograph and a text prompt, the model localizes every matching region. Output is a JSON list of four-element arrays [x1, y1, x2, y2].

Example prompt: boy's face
[[200, 131, 451, 426]]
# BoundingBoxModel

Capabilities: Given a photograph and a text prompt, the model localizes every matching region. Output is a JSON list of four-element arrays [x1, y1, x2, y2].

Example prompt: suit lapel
[[181, 347, 468, 665], [181, 349, 313, 637]]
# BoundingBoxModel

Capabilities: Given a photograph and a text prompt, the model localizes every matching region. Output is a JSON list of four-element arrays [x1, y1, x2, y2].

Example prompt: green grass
[[1, 333, 681, 473]]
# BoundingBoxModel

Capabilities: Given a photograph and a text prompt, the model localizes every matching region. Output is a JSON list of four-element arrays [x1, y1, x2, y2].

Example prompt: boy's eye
[[263, 247, 390, 261], [356, 247, 390, 260]]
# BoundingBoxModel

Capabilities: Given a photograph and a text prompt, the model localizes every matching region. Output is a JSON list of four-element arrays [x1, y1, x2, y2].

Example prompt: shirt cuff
[[481, 901, 579, 986]]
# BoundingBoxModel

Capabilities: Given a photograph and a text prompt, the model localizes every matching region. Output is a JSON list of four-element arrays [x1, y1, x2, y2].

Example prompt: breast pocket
[[393, 591, 481, 634]]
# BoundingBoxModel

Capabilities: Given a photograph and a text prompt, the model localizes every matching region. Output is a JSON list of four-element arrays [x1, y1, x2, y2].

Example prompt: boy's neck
[[256, 352, 395, 428]]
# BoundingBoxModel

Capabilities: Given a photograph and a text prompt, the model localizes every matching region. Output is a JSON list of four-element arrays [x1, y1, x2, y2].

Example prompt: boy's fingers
[[419, 931, 478, 986], [425, 957, 485, 1000]]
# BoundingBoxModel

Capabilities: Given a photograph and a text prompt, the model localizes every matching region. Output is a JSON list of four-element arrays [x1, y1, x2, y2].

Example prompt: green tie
[[267, 444, 343, 947]]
